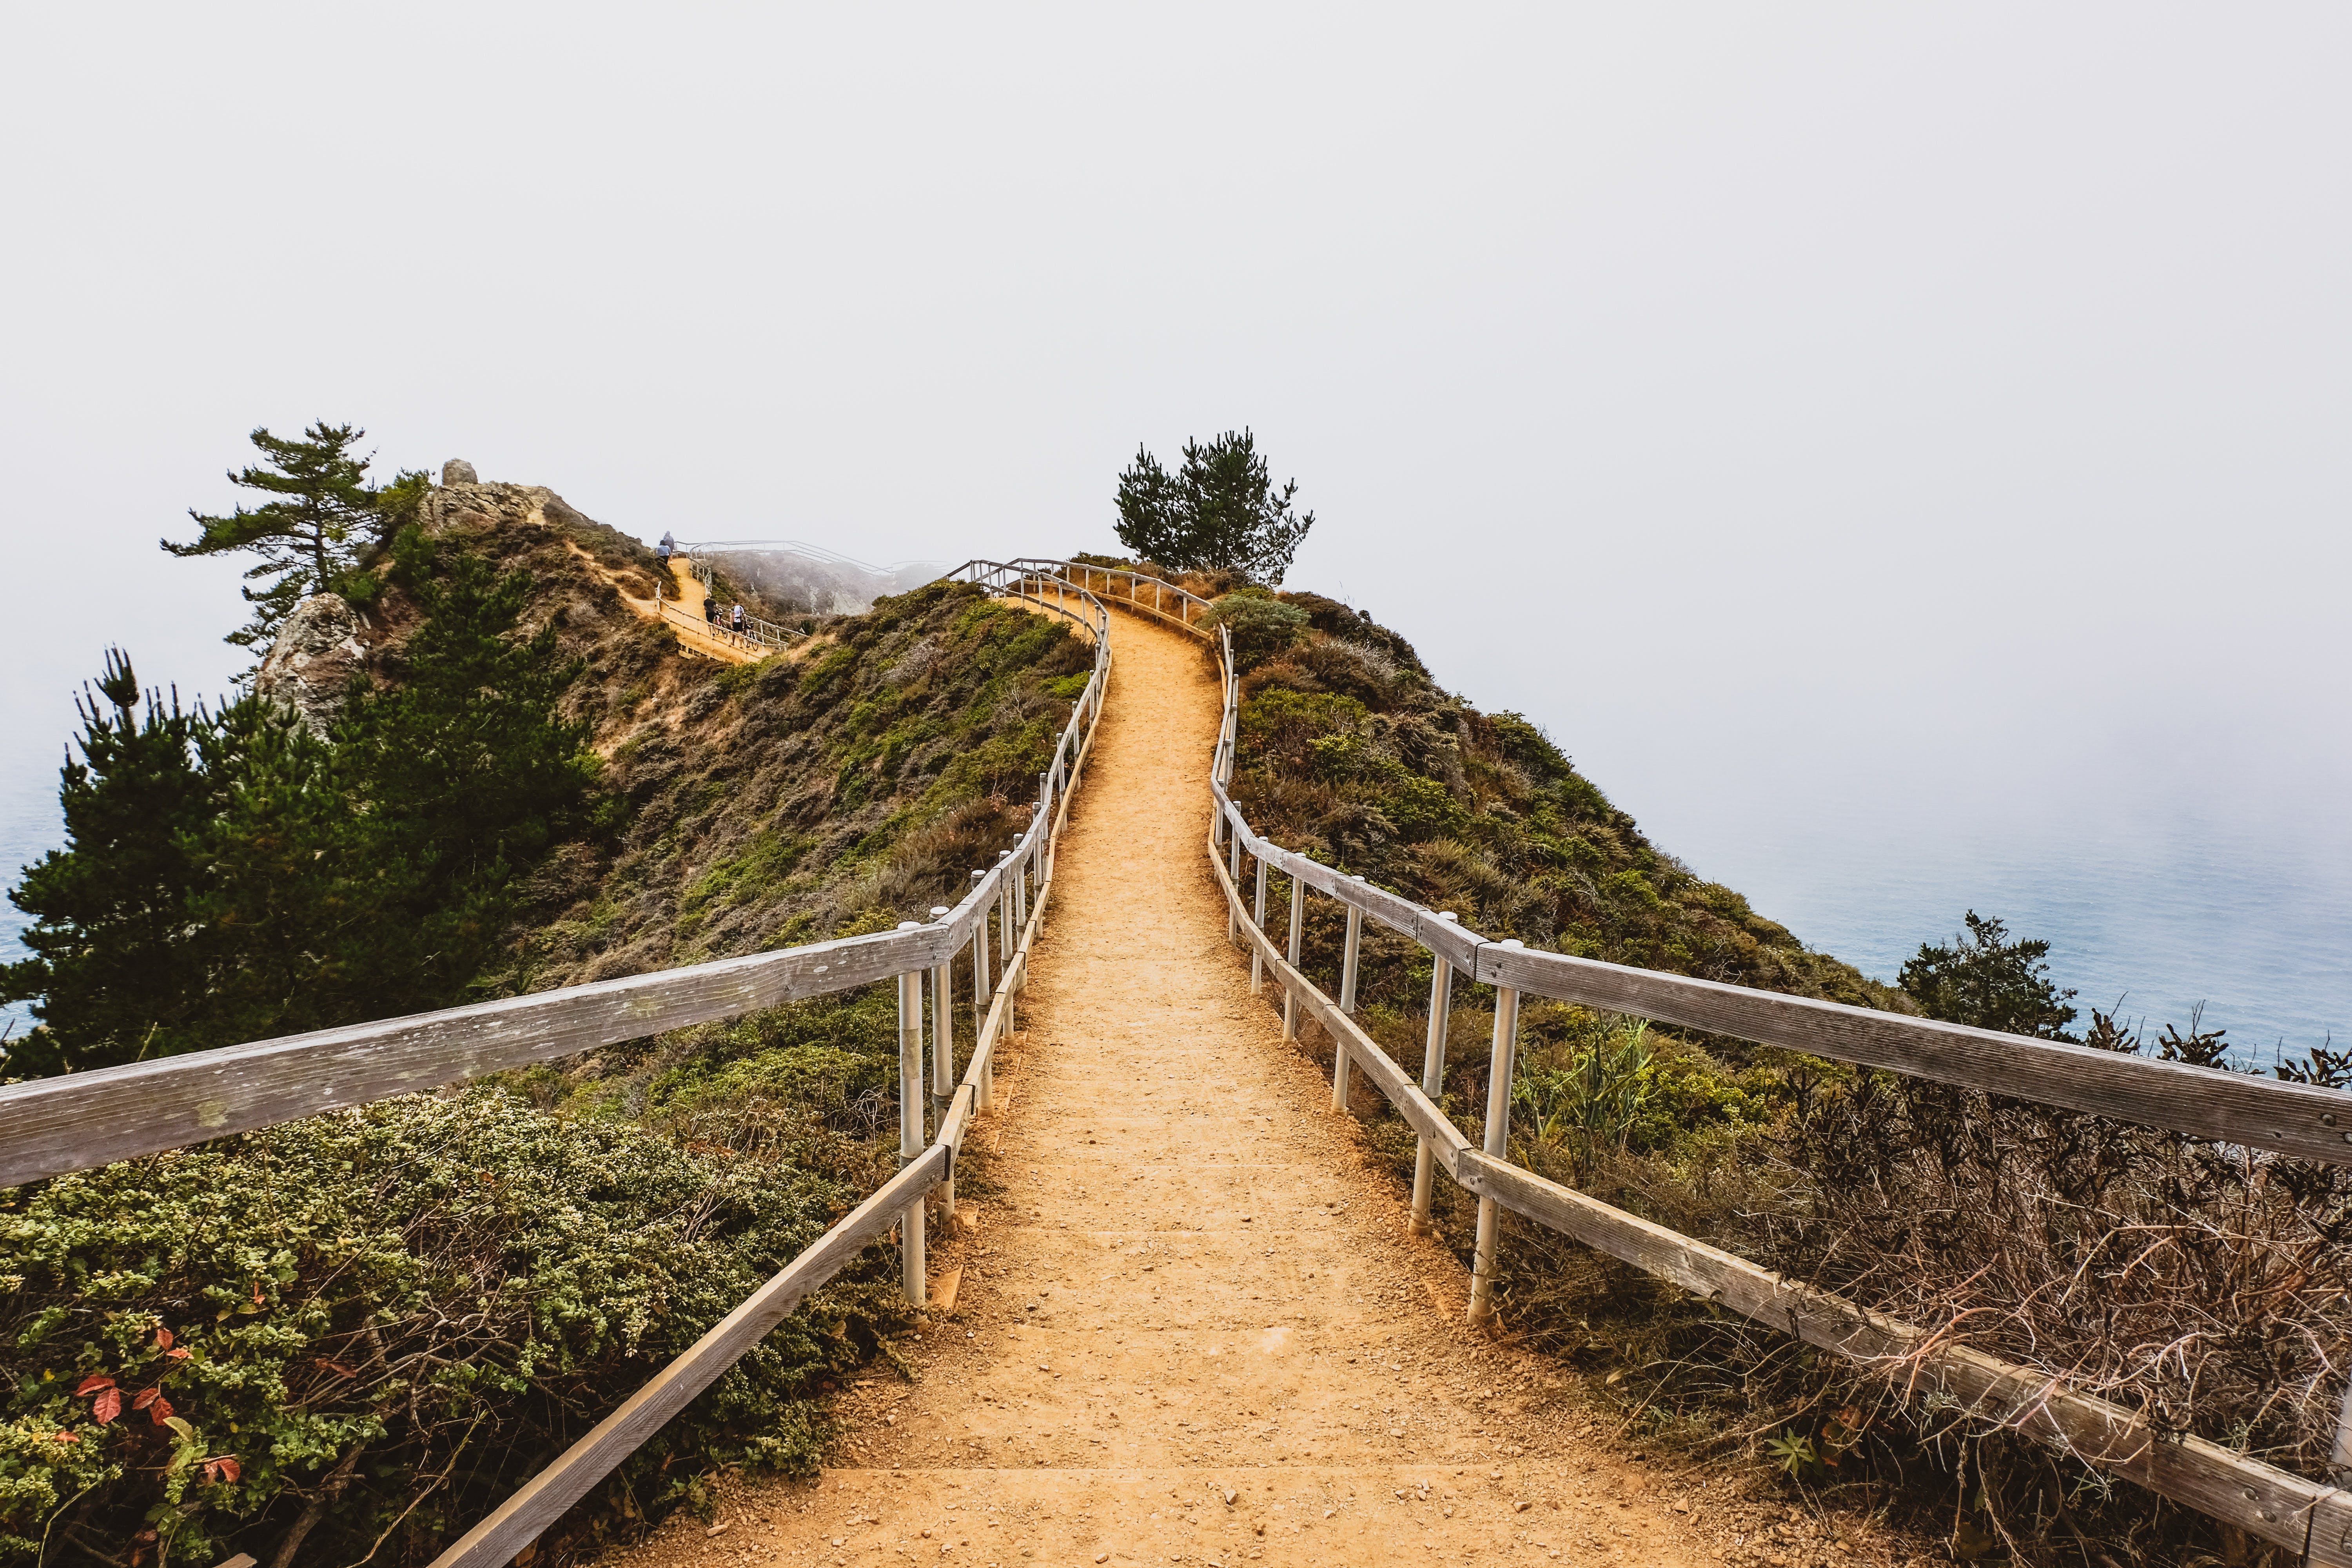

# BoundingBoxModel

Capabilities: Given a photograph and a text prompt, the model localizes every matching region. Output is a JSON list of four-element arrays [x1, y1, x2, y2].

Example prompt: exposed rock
[[255, 593, 369, 734], [415, 481, 646, 568], [441, 458, 479, 486]]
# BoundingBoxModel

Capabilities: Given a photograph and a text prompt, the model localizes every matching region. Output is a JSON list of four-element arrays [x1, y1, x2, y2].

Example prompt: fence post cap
[[930, 906, 951, 920], [1438, 911, 1459, 922], [897, 921, 922, 931], [1499, 938, 1524, 949], [997, 850, 1011, 860], [970, 869, 985, 882]]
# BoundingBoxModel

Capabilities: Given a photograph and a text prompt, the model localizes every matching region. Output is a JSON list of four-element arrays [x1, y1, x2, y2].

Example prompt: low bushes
[[1223, 587, 2352, 1564], [0, 1076, 908, 1567]]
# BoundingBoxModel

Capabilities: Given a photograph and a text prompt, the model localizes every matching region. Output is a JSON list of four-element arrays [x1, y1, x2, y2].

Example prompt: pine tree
[[163, 423, 383, 657], [173, 694, 356, 1050], [330, 532, 600, 1009], [1113, 429, 1315, 583], [0, 653, 212, 1075], [1899, 911, 2079, 1040]]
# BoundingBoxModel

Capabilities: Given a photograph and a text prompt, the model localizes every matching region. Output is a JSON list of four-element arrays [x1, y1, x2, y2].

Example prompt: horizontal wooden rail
[[431, 1144, 949, 1568], [0, 925, 949, 1189], [1213, 791, 2352, 1168], [1208, 780, 2352, 1563], [0, 563, 1111, 1192], [428, 566, 1110, 1568]]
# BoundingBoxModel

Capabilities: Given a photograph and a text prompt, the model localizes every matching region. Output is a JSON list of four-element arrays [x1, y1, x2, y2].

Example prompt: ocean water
[[0, 775, 61, 1046], [1693, 808, 2352, 1071]]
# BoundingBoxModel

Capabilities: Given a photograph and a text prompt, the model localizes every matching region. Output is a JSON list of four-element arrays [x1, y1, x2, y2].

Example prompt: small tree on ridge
[[1114, 428, 1315, 584], [163, 422, 386, 656]]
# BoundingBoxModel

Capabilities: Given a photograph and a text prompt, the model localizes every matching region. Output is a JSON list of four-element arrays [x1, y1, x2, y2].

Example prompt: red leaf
[[92, 1389, 121, 1424], [53, 1431, 80, 1444], [131, 1387, 162, 1411], [154, 1327, 173, 1351], [250, 1281, 264, 1306], [216, 1455, 240, 1484], [314, 1358, 357, 1378], [74, 1374, 114, 1396], [146, 1396, 174, 1426], [165, 1348, 191, 1361]]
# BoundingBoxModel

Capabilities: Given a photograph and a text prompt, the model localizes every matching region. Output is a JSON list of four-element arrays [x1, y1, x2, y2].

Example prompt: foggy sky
[[5, 5, 2347, 1031]]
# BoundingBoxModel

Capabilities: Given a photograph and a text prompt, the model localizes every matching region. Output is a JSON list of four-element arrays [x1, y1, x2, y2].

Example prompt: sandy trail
[[566, 542, 762, 664], [624, 612, 1719, 1567]]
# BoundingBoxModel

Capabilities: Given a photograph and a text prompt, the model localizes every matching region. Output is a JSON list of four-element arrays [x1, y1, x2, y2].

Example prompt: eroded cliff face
[[253, 592, 369, 733], [247, 475, 678, 740]]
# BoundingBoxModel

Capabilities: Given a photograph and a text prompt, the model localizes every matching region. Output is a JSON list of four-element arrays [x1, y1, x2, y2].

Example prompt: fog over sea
[[4, 10, 2347, 1069]]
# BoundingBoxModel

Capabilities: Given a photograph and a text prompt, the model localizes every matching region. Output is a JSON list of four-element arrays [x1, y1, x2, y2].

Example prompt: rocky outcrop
[[255, 593, 369, 733], [441, 458, 479, 485], [417, 480, 661, 601]]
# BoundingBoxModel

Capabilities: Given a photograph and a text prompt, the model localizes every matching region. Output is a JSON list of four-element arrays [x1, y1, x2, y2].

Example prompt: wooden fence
[[1179, 606, 2352, 1564], [0, 563, 1111, 1568], [10, 556, 2350, 1564]]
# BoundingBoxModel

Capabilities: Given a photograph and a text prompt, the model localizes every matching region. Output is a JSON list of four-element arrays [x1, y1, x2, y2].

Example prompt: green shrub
[[1202, 595, 1309, 672], [0, 1089, 903, 1566]]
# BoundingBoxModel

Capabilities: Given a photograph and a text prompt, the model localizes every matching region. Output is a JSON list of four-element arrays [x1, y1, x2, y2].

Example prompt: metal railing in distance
[[659, 559, 800, 652], [980, 555, 1214, 637], [0, 564, 1114, 1568], [1192, 618, 2352, 1563]]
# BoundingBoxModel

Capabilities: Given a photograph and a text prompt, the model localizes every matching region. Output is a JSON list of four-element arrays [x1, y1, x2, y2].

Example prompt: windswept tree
[[163, 422, 412, 657], [1113, 428, 1315, 583], [1899, 909, 2080, 1039]]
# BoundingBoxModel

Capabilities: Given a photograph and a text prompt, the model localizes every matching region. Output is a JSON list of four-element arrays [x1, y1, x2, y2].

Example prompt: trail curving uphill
[[627, 610, 1714, 1568], [566, 544, 762, 665]]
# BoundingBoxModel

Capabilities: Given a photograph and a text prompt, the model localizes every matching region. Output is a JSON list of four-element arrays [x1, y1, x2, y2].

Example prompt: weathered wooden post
[[896, 924, 928, 1307], [1468, 941, 1525, 1325], [969, 871, 994, 1110], [1039, 769, 1056, 880], [1227, 828, 1243, 947], [1409, 913, 1459, 1236], [1001, 847, 1017, 949], [1283, 862, 1305, 1041], [1333, 884, 1364, 1111], [1250, 853, 1270, 995], [929, 907, 954, 1122]]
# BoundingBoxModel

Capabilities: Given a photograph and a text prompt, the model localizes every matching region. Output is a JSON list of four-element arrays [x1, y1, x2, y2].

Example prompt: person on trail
[[704, 593, 718, 625], [731, 602, 746, 635], [657, 531, 675, 566]]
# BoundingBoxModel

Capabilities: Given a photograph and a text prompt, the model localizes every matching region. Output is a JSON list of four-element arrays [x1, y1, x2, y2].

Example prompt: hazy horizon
[[5, 5, 2346, 1056]]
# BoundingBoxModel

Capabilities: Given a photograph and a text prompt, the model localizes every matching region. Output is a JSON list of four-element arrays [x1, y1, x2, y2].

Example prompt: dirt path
[[566, 542, 762, 664], [621, 612, 1724, 1568]]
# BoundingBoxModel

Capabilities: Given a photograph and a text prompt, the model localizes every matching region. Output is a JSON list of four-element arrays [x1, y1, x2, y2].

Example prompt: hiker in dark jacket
[[704, 593, 718, 624], [657, 531, 675, 566]]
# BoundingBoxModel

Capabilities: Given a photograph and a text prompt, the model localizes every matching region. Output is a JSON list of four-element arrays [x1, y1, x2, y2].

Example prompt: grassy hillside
[[0, 496, 1087, 1568], [1177, 574, 2349, 1568], [1219, 585, 1906, 1011]]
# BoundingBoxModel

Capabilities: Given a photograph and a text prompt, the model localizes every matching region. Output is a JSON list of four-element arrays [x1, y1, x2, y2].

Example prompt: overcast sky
[[4, 4, 2347, 1042]]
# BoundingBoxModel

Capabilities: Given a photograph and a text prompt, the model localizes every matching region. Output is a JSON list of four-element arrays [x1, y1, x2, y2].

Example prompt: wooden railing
[[1173, 608, 2352, 1564], [659, 556, 802, 651], [0, 566, 1113, 1568], [16, 555, 2350, 1564]]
